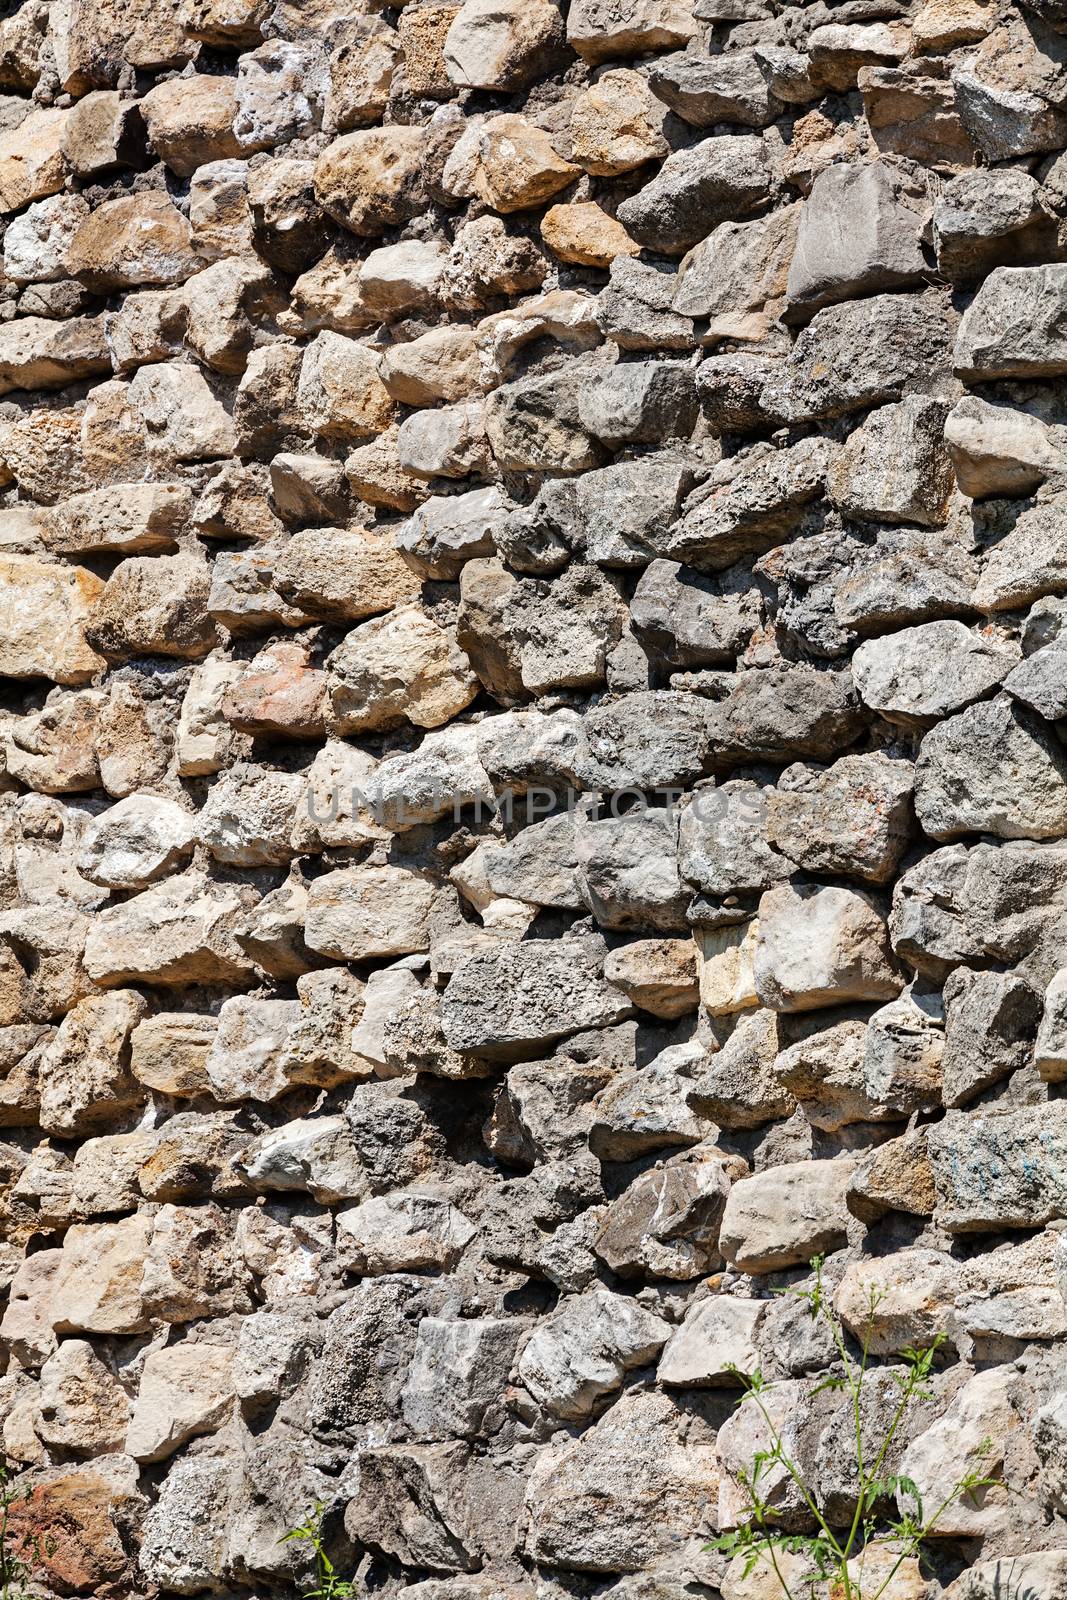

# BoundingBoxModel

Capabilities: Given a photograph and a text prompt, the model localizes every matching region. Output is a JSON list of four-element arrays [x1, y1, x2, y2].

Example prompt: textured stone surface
[[0, 3, 1062, 1596]]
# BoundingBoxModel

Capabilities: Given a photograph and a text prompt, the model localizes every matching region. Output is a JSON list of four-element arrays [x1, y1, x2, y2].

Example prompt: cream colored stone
[[0, 555, 105, 686], [37, 990, 146, 1138], [326, 604, 478, 733], [696, 920, 760, 1017], [50, 1215, 154, 1336], [126, 1342, 234, 1462], [443, 0, 564, 91], [378, 325, 485, 407], [297, 330, 395, 442], [36, 1340, 131, 1455], [44, 483, 191, 557]]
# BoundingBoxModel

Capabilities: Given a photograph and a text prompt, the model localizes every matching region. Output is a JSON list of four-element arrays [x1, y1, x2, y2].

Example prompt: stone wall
[[1, 0, 1067, 1594]]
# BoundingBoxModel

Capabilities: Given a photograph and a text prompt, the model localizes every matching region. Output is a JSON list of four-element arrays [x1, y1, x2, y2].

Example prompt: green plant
[[709, 1259, 999, 1600], [0, 1462, 48, 1600], [280, 1502, 355, 1600]]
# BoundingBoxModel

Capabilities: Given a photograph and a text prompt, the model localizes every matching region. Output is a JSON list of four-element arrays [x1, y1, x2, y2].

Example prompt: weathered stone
[[140, 75, 243, 175], [568, 68, 669, 174], [326, 606, 477, 734], [524, 1392, 717, 1573], [828, 396, 954, 528], [616, 134, 771, 256], [786, 160, 931, 319], [305, 865, 439, 962], [754, 882, 901, 1012], [84, 870, 257, 987], [126, 1342, 234, 1463], [658, 1295, 764, 1386], [719, 1159, 855, 1273], [0, 555, 104, 686], [955, 264, 1067, 379], [915, 693, 1067, 841], [441, 935, 632, 1062], [765, 753, 914, 886], [518, 1289, 669, 1420], [927, 1104, 1067, 1232]]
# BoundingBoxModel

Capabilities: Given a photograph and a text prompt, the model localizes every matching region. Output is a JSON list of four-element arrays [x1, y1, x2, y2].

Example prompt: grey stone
[[678, 780, 792, 898], [573, 691, 712, 790], [657, 1295, 764, 1386], [915, 693, 1067, 842], [577, 362, 698, 449], [517, 1289, 669, 1420], [765, 753, 915, 886], [786, 159, 931, 320], [575, 806, 688, 932], [631, 560, 761, 668], [933, 169, 1060, 283], [852, 621, 1017, 727], [577, 460, 699, 569], [593, 1146, 734, 1280], [941, 966, 1043, 1108], [616, 135, 772, 256], [595, 258, 696, 351], [402, 1317, 526, 1440], [828, 396, 954, 528], [440, 935, 632, 1062], [648, 50, 781, 127], [927, 1105, 1067, 1233], [762, 292, 955, 423], [702, 666, 867, 766], [955, 264, 1067, 379], [668, 437, 835, 572]]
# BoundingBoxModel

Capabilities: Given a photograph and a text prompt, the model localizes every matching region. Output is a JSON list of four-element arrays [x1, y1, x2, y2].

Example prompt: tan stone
[[140, 75, 243, 176], [60, 91, 149, 178], [314, 126, 429, 237], [180, 0, 270, 46], [3, 692, 103, 794], [86, 553, 218, 664], [378, 324, 485, 407], [129, 361, 237, 463], [323, 18, 400, 132], [126, 1342, 234, 1462], [83, 870, 258, 988], [283, 244, 375, 334], [0, 556, 105, 686], [445, 114, 578, 212], [912, 0, 994, 52], [176, 657, 253, 777], [68, 192, 200, 291], [305, 865, 440, 961], [37, 990, 146, 1138], [345, 427, 429, 512], [0, 108, 69, 214], [44, 483, 191, 557], [0, 1248, 64, 1367], [272, 526, 419, 622], [60, 0, 194, 88], [541, 202, 640, 267], [51, 1215, 154, 1335], [131, 1013, 218, 1098], [0, 315, 110, 396], [568, 68, 669, 175], [326, 604, 478, 733], [396, 3, 459, 96], [603, 938, 699, 1019], [140, 1202, 252, 1321], [80, 380, 149, 485], [297, 330, 395, 442]]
